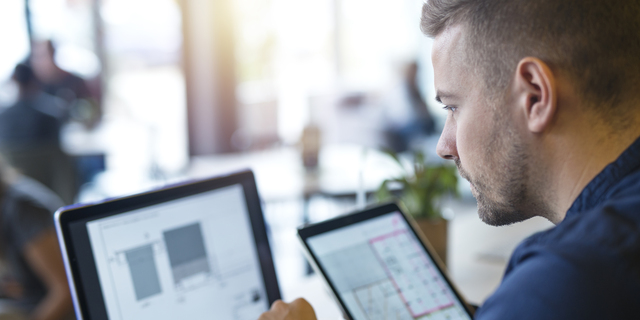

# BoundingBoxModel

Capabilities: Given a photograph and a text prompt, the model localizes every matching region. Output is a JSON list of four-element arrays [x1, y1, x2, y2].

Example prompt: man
[[30, 40, 100, 127], [0, 63, 76, 205], [260, 0, 640, 318]]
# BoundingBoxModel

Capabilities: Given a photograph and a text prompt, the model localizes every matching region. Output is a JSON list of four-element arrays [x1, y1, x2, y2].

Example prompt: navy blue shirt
[[475, 136, 640, 319]]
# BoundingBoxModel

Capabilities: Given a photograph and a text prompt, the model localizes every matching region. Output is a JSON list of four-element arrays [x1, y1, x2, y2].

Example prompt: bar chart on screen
[[87, 184, 270, 320], [163, 223, 214, 289], [123, 243, 163, 301]]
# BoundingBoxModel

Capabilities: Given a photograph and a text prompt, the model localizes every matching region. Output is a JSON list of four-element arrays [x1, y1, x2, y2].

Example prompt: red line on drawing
[[368, 229, 406, 244], [369, 237, 409, 308], [392, 212, 400, 228], [409, 232, 458, 305], [369, 229, 456, 318], [413, 302, 455, 317], [400, 234, 436, 308]]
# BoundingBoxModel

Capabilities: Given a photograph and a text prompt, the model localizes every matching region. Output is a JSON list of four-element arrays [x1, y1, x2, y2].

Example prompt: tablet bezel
[[55, 170, 281, 320], [297, 202, 475, 319]]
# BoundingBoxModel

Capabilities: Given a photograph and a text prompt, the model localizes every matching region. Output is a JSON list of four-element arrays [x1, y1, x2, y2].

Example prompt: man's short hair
[[421, 0, 640, 122]]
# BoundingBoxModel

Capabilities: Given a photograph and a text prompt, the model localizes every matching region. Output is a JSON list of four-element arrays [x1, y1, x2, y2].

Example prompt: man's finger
[[290, 298, 312, 310], [271, 299, 289, 312]]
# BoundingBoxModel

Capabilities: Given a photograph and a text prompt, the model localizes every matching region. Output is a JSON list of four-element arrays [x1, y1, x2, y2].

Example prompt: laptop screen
[[56, 171, 280, 320], [85, 184, 268, 319]]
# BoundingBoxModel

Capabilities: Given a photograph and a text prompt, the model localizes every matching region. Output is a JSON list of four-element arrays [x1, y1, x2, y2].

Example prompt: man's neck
[[546, 111, 640, 223]]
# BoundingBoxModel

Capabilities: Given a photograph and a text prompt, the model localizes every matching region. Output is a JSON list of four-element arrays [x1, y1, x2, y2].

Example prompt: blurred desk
[[188, 144, 402, 202], [60, 122, 107, 195], [189, 147, 304, 201]]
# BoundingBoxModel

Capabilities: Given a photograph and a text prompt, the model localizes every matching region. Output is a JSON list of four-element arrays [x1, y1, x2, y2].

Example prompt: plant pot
[[415, 218, 448, 267]]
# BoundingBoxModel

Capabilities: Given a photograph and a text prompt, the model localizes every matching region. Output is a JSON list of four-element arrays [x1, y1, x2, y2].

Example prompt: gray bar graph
[[163, 222, 211, 285], [125, 244, 162, 300]]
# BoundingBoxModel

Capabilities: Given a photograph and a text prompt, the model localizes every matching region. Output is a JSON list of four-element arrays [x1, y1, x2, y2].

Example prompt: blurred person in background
[[30, 40, 100, 128], [0, 63, 76, 205], [383, 61, 436, 152], [0, 158, 73, 320]]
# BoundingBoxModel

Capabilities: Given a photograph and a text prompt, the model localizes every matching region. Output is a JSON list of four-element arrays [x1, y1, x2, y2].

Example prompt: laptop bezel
[[55, 170, 281, 320]]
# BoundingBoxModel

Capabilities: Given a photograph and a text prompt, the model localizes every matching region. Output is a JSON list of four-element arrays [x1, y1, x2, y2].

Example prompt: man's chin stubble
[[455, 159, 535, 226], [477, 198, 532, 226]]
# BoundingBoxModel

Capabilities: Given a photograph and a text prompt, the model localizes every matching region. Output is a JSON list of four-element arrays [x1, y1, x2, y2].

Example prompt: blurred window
[[30, 0, 99, 78], [100, 0, 188, 176], [0, 0, 30, 106], [340, 0, 423, 87], [234, 0, 336, 146], [233, 0, 441, 146]]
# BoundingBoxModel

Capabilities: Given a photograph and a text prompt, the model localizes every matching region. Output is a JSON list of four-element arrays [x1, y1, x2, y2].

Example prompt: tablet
[[55, 170, 281, 320], [298, 203, 474, 320]]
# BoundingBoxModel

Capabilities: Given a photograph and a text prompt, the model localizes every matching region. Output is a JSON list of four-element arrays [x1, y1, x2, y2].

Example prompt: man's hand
[[258, 298, 318, 320]]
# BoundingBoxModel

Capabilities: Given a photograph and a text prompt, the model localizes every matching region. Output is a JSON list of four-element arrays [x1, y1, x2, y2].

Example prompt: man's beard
[[455, 113, 551, 226]]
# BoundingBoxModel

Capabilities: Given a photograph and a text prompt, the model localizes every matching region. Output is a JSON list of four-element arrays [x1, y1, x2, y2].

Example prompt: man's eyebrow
[[435, 91, 457, 104]]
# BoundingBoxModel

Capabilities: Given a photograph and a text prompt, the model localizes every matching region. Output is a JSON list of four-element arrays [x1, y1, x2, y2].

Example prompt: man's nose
[[436, 118, 458, 160]]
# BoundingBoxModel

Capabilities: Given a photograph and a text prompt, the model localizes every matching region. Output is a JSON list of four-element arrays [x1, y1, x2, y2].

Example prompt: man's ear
[[514, 57, 556, 133]]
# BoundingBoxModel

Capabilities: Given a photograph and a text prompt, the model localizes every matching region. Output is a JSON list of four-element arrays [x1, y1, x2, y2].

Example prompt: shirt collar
[[566, 136, 640, 217]]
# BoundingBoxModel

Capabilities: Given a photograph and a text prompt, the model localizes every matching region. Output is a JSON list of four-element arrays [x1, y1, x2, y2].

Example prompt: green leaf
[[375, 149, 459, 220]]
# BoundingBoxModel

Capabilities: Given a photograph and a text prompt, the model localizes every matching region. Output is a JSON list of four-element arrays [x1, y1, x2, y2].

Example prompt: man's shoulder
[[511, 182, 640, 271], [521, 166, 640, 250], [477, 176, 640, 319], [478, 216, 640, 318]]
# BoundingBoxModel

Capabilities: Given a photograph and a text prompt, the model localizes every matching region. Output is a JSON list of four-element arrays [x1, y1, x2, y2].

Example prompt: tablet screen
[[85, 184, 269, 320], [305, 211, 471, 320]]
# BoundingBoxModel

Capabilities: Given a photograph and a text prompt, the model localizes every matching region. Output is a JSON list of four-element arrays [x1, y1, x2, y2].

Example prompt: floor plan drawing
[[369, 230, 455, 318], [353, 279, 413, 320]]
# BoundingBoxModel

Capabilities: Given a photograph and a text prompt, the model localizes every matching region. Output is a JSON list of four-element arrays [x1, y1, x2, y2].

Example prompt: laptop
[[298, 202, 475, 320], [55, 170, 281, 320]]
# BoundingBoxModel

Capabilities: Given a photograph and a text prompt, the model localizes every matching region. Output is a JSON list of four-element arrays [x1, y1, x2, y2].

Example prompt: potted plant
[[376, 150, 458, 265]]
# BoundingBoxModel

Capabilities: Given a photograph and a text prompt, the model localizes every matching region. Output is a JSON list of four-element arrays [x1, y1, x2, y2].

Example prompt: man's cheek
[[457, 123, 484, 168]]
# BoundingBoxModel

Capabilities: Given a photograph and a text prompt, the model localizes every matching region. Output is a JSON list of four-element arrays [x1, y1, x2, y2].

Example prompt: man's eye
[[443, 105, 457, 112]]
